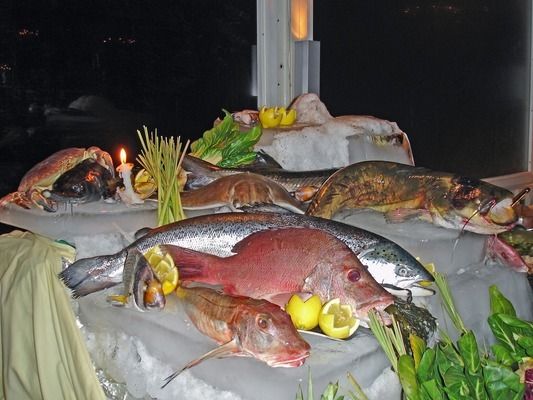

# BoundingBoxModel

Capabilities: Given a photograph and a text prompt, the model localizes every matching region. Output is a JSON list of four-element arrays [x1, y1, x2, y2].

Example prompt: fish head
[[438, 176, 517, 234], [235, 300, 310, 368], [358, 242, 435, 297], [304, 249, 395, 321]]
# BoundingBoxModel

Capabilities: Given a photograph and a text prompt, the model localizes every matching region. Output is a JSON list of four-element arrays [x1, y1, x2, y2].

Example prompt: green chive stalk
[[136, 126, 188, 226]]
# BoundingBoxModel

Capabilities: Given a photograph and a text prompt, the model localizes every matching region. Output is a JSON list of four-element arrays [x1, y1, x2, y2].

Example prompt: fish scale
[[59, 212, 434, 299]]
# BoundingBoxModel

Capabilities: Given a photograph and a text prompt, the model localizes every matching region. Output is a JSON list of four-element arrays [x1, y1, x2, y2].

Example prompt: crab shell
[[1, 146, 115, 211]]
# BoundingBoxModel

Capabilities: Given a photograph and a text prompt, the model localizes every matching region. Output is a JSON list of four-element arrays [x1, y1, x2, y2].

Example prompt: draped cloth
[[0, 230, 105, 400]]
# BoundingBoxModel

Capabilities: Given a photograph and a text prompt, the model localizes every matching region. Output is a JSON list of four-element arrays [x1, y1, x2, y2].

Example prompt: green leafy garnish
[[190, 110, 262, 168]]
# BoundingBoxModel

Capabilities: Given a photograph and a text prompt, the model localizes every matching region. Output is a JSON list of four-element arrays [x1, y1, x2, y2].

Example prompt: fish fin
[[294, 186, 319, 202], [266, 292, 304, 308], [58, 255, 119, 297], [134, 227, 153, 240], [161, 339, 241, 388], [384, 208, 432, 224], [238, 203, 296, 214], [159, 244, 220, 280]]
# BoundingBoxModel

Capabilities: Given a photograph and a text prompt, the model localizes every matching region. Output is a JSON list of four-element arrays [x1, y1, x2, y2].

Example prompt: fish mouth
[[266, 352, 310, 368], [382, 282, 435, 297]]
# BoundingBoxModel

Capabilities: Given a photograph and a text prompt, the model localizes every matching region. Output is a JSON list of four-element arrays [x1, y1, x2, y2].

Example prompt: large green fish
[[306, 161, 518, 235]]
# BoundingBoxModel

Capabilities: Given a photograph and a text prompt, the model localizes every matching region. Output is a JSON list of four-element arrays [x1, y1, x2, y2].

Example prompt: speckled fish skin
[[306, 161, 517, 235], [59, 212, 433, 298]]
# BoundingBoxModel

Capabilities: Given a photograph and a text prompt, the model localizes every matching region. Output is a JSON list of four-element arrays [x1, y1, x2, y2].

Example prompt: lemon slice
[[419, 261, 436, 287], [284, 294, 322, 330], [144, 246, 179, 295], [134, 169, 157, 199], [318, 298, 360, 339]]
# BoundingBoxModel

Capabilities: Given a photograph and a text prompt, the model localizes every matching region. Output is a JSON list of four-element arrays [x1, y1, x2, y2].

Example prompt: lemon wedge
[[134, 169, 157, 199], [318, 298, 360, 339], [285, 294, 322, 330], [144, 245, 179, 295]]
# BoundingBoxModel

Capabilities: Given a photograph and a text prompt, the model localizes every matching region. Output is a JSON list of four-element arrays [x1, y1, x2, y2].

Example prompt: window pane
[[315, 1, 531, 177]]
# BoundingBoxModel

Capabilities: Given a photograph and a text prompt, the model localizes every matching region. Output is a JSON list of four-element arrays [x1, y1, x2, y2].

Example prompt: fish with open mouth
[[161, 227, 395, 322], [180, 172, 305, 213], [161, 285, 311, 388], [182, 154, 336, 202], [59, 212, 434, 299], [306, 161, 518, 235]]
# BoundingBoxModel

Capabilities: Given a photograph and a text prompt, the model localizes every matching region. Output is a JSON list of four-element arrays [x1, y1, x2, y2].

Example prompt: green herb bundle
[[136, 126, 188, 226], [190, 109, 262, 167], [369, 271, 529, 400]]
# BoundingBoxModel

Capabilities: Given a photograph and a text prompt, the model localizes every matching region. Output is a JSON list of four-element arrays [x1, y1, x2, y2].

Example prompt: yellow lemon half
[[144, 245, 179, 295], [284, 294, 322, 331], [318, 298, 360, 339], [134, 169, 157, 199]]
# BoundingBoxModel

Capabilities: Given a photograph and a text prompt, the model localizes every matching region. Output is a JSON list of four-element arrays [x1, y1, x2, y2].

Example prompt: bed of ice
[[64, 208, 533, 400], [1, 102, 531, 399]]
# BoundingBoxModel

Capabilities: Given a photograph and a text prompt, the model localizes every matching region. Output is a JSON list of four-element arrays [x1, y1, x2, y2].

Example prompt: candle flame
[[120, 148, 127, 165]]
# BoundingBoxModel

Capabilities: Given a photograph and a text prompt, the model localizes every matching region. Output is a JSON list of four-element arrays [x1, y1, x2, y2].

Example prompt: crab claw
[[30, 189, 57, 212]]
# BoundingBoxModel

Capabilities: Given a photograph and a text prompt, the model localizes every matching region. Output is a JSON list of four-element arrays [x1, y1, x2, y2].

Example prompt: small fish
[[107, 248, 167, 310], [59, 212, 434, 300], [162, 286, 310, 388], [306, 161, 518, 235], [42, 158, 118, 205], [181, 172, 305, 213], [161, 227, 395, 321], [182, 154, 336, 202]]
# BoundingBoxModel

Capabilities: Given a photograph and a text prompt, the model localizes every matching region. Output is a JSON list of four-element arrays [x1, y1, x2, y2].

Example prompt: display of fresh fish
[[183, 154, 336, 201], [161, 227, 394, 321], [59, 212, 434, 298], [42, 158, 118, 205], [180, 172, 305, 213], [306, 161, 518, 235], [161, 286, 310, 388]]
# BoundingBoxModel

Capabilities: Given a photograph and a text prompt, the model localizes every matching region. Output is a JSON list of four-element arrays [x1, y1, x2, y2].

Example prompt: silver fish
[[59, 212, 435, 298], [183, 154, 336, 201]]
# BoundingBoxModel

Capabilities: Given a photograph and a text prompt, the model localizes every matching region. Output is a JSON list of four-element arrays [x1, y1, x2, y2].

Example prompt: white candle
[[117, 148, 143, 205]]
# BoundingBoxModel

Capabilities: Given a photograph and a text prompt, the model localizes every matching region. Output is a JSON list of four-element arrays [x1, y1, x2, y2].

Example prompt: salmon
[[161, 227, 395, 321], [59, 212, 434, 300]]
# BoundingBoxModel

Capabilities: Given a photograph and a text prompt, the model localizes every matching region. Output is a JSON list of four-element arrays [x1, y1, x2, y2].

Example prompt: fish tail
[[58, 255, 120, 297], [159, 244, 219, 281]]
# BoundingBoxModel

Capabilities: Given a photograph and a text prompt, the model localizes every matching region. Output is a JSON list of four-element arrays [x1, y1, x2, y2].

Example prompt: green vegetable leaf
[[410, 334, 427, 369], [489, 285, 516, 317], [417, 348, 437, 383], [398, 354, 420, 400], [420, 380, 445, 400], [488, 314, 518, 353], [483, 361, 525, 399], [439, 341, 465, 369], [491, 343, 516, 367], [515, 335, 533, 356], [457, 330, 481, 375], [497, 314, 533, 335]]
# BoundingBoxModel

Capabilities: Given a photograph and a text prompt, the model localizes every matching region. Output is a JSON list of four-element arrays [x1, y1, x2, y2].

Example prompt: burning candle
[[116, 148, 143, 205]]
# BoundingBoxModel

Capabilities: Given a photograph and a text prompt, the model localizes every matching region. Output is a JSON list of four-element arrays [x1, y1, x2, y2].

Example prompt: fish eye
[[256, 315, 269, 330], [347, 269, 361, 282], [396, 266, 409, 277]]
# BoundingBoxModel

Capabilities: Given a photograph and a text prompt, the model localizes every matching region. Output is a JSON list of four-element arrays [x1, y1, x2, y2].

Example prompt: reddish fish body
[[162, 286, 310, 388], [162, 227, 394, 320]]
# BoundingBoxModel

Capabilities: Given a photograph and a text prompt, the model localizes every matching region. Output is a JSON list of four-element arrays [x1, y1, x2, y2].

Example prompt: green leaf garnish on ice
[[190, 110, 263, 168]]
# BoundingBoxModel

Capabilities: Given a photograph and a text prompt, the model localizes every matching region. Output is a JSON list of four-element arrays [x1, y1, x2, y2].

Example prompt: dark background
[[0, 0, 530, 199]]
